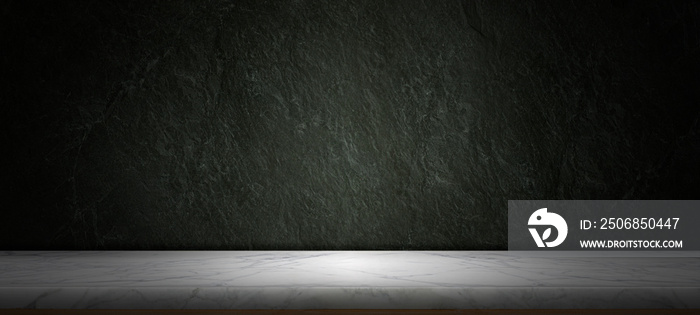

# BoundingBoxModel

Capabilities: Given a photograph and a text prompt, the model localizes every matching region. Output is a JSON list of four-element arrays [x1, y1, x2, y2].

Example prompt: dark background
[[2, 0, 698, 250]]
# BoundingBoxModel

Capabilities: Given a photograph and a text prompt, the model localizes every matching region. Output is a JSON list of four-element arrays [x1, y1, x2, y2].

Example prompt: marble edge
[[2, 286, 699, 309], [3, 250, 700, 257]]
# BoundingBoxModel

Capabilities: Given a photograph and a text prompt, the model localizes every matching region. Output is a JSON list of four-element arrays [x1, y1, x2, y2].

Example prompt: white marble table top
[[1, 251, 699, 309]]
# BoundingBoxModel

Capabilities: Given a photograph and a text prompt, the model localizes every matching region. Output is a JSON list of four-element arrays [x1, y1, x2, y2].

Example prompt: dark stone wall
[[2, 0, 698, 249]]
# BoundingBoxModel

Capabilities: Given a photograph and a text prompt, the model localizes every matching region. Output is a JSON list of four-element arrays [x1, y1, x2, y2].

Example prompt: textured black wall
[[2, 0, 699, 249]]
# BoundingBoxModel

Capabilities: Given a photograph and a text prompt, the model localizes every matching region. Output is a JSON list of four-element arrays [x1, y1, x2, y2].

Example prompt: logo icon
[[528, 208, 568, 248]]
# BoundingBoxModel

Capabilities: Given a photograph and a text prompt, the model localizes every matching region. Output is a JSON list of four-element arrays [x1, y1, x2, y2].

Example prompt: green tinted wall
[[3, 0, 698, 249]]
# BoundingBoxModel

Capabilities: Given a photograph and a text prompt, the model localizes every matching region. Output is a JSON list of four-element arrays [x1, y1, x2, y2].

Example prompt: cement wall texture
[[2, 0, 699, 249]]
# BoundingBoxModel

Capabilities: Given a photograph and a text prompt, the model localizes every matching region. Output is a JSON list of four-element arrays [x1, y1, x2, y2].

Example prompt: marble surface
[[1, 251, 699, 309]]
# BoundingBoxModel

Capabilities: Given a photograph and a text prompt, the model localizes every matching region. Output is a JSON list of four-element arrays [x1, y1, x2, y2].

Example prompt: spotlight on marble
[[0, 251, 699, 310]]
